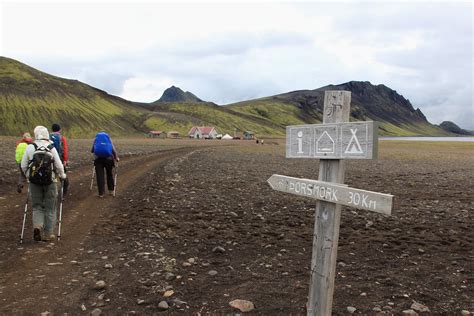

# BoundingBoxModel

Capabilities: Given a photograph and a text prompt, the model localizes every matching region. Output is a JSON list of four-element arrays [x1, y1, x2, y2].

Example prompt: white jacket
[[21, 126, 66, 181]]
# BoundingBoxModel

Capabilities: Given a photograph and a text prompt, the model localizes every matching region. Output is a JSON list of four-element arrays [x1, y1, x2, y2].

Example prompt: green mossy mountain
[[0, 56, 148, 137], [154, 86, 203, 103], [0, 57, 462, 137]]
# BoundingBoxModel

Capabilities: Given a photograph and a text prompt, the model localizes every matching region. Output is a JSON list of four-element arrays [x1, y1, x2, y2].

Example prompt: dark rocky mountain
[[154, 86, 203, 103], [229, 81, 449, 136], [438, 121, 474, 135]]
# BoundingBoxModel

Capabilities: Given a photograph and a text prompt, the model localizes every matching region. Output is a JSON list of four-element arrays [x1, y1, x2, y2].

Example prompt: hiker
[[50, 123, 69, 197], [21, 126, 66, 241], [91, 131, 119, 198], [15, 132, 33, 193]]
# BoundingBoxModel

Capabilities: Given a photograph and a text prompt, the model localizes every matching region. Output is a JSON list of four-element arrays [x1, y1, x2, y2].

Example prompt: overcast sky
[[1, 1, 473, 129]]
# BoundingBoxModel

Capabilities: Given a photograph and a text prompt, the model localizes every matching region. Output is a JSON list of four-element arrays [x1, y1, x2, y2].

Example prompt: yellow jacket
[[15, 142, 28, 164]]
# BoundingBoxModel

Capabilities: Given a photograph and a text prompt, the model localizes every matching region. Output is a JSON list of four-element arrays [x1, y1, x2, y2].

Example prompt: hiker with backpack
[[15, 132, 33, 193], [21, 126, 66, 242], [50, 123, 69, 197], [91, 131, 119, 198]]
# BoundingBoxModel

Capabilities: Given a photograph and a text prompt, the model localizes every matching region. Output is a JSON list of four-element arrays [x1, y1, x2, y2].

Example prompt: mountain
[[154, 86, 203, 103], [227, 81, 452, 136], [0, 56, 148, 137], [0, 57, 462, 137], [438, 121, 474, 135]]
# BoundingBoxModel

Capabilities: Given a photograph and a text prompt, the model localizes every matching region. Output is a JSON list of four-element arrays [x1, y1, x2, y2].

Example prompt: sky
[[1, 0, 473, 129]]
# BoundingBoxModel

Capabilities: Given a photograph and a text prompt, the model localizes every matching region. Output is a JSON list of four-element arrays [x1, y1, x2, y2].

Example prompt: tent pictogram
[[344, 128, 363, 154]]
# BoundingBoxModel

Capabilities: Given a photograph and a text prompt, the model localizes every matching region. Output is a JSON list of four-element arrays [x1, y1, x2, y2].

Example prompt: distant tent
[[221, 134, 233, 140]]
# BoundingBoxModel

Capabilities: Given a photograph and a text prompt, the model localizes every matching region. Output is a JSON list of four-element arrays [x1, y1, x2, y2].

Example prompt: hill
[[142, 101, 285, 136], [0, 57, 462, 138], [438, 121, 474, 135], [227, 81, 453, 136], [0, 56, 149, 137], [154, 86, 203, 103]]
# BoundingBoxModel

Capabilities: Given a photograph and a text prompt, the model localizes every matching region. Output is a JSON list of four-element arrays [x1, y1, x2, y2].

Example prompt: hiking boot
[[108, 190, 114, 196], [33, 228, 42, 241], [42, 234, 56, 241], [98, 194, 104, 198]]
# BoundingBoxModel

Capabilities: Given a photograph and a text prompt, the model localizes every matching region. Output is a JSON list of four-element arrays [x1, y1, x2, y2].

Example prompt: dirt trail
[[0, 147, 195, 314]]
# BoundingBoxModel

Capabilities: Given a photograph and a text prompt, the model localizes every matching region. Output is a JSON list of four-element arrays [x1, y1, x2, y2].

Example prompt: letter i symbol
[[297, 131, 304, 154]]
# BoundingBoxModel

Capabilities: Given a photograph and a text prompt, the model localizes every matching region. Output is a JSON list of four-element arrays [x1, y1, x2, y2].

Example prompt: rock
[[90, 308, 102, 316], [187, 258, 195, 264], [172, 298, 187, 308], [94, 280, 106, 290], [182, 262, 192, 267], [402, 310, 418, 316], [212, 246, 226, 253], [229, 299, 254, 312], [411, 301, 430, 313], [137, 299, 145, 305], [164, 272, 176, 281], [208, 270, 218, 276], [164, 290, 174, 298], [81, 304, 87, 311], [347, 306, 357, 313], [360, 292, 367, 296], [158, 301, 169, 310], [104, 264, 113, 269], [365, 221, 373, 228], [40, 312, 50, 316], [47, 262, 63, 266], [461, 311, 470, 316], [229, 212, 238, 217], [373, 307, 382, 312]]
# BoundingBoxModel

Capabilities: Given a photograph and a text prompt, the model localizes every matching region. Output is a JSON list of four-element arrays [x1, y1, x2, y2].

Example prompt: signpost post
[[268, 91, 394, 315]]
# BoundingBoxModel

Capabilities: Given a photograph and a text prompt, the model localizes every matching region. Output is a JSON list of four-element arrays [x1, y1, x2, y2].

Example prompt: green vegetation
[[0, 57, 148, 137], [0, 57, 460, 138], [143, 102, 285, 136]]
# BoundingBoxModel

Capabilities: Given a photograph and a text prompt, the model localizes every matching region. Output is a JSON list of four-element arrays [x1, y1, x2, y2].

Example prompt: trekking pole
[[57, 180, 64, 241], [89, 165, 95, 190], [19, 186, 29, 244], [113, 163, 118, 197]]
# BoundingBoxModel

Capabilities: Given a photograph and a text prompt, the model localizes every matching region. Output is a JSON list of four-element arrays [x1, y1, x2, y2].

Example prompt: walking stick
[[19, 186, 29, 244], [57, 180, 64, 241], [113, 163, 118, 197], [89, 165, 95, 190]]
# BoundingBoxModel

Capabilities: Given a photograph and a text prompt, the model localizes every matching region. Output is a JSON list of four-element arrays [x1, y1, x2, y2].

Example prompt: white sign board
[[286, 121, 378, 159], [267, 174, 393, 215]]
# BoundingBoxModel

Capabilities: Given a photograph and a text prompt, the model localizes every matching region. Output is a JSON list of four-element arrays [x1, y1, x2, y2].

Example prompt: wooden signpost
[[268, 91, 394, 315]]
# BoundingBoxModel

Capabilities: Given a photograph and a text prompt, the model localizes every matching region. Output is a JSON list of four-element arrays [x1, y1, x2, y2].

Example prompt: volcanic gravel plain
[[0, 137, 472, 315]]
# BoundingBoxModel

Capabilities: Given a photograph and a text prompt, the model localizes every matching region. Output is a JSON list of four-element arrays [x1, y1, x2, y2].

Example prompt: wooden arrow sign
[[267, 174, 393, 215]]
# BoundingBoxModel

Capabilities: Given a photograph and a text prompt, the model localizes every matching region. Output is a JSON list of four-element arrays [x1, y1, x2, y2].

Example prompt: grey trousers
[[29, 182, 58, 234]]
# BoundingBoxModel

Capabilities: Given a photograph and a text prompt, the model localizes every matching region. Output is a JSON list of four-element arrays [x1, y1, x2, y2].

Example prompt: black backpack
[[28, 143, 55, 185]]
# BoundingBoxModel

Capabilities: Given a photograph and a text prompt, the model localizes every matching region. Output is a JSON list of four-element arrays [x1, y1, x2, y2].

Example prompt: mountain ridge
[[0, 56, 463, 137]]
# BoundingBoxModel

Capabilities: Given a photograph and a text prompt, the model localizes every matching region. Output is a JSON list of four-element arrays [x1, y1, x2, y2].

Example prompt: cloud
[[2, 1, 472, 129]]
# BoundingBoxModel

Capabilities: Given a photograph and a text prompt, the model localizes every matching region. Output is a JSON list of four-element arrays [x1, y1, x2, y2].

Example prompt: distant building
[[188, 126, 218, 139], [148, 131, 167, 138], [243, 131, 255, 140], [167, 131, 180, 139]]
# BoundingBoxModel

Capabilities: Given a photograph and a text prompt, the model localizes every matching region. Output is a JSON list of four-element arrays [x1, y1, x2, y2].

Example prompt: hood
[[34, 126, 50, 141]]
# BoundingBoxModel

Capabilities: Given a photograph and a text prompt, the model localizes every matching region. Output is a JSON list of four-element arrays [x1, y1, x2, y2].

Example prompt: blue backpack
[[50, 133, 64, 160], [93, 132, 113, 158]]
